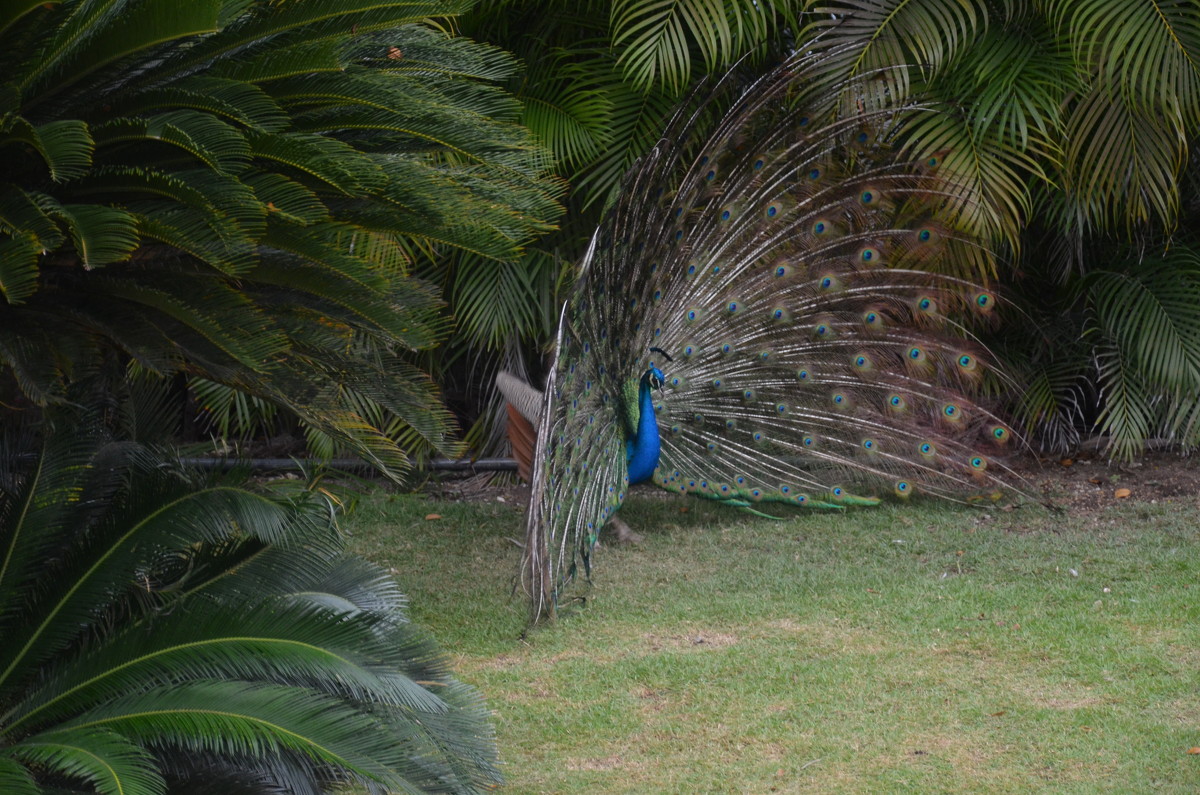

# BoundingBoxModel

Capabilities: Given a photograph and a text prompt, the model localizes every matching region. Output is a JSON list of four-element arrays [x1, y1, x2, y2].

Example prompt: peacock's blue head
[[646, 346, 673, 390]]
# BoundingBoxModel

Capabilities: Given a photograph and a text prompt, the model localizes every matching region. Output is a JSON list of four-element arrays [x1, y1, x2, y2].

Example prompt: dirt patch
[[430, 449, 1200, 521], [565, 754, 627, 772], [642, 630, 739, 651], [1012, 450, 1200, 516]]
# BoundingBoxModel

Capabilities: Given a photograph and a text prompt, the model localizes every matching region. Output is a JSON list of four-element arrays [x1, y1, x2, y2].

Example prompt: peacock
[[506, 51, 1028, 622]]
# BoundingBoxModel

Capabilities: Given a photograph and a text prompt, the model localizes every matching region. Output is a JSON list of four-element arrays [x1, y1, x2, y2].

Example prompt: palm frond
[[1049, 0, 1200, 124], [1083, 248, 1200, 456], [801, 0, 991, 95], [612, 0, 778, 92]]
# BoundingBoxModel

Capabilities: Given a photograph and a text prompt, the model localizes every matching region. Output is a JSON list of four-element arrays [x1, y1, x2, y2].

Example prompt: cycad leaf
[[51, 203, 140, 269], [207, 38, 345, 84], [131, 205, 257, 275], [93, 111, 252, 174], [0, 0, 58, 37], [169, 0, 469, 78], [0, 187, 63, 250], [62, 681, 401, 786], [242, 172, 328, 226], [371, 23, 520, 82], [9, 728, 165, 795], [21, 0, 222, 102], [0, 231, 42, 303], [0, 116, 93, 181], [0, 756, 38, 794], [116, 77, 290, 132], [8, 602, 450, 734], [246, 131, 384, 196]]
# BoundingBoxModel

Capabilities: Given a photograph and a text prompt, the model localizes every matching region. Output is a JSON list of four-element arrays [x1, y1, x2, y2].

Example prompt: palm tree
[[0, 422, 501, 793], [0, 0, 562, 474]]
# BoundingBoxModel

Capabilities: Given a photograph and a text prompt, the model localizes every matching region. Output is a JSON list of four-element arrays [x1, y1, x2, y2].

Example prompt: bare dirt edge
[[428, 450, 1200, 520]]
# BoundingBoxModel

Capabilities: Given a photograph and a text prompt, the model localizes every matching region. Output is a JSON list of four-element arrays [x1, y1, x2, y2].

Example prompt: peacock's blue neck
[[626, 369, 662, 484]]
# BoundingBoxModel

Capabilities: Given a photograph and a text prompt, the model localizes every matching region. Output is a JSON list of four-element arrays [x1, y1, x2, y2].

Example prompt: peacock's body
[[512, 52, 1027, 621]]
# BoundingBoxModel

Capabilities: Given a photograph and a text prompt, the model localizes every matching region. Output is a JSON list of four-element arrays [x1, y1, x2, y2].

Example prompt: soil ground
[[426, 450, 1200, 520]]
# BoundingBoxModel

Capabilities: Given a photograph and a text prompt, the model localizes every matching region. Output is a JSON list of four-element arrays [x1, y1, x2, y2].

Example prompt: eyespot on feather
[[762, 196, 793, 219], [915, 295, 939, 315], [812, 316, 836, 338], [817, 273, 842, 291], [858, 246, 881, 264]]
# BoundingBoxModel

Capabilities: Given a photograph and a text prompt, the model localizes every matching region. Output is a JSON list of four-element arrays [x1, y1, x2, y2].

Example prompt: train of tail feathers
[[497, 49, 1033, 624]]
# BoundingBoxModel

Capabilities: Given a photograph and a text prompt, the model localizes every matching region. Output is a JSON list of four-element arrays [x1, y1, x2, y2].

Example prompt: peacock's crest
[[515, 51, 1029, 622]]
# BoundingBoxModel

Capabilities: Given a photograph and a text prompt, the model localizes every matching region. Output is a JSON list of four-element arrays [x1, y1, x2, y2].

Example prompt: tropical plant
[[995, 239, 1200, 459], [797, 0, 1200, 243], [0, 0, 562, 474], [443, 0, 800, 451], [781, 0, 1200, 456], [0, 421, 501, 794]]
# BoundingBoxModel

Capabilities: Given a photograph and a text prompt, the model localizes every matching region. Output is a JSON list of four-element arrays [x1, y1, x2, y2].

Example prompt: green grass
[[343, 489, 1200, 793]]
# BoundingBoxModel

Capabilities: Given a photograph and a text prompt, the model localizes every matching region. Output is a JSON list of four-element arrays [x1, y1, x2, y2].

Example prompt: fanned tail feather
[[520, 49, 1032, 623]]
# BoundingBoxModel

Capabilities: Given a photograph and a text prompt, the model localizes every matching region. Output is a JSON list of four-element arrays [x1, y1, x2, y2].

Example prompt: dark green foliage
[[0, 424, 501, 794], [0, 0, 562, 473], [799, 0, 1200, 245], [1001, 241, 1200, 459], [444, 1, 798, 452]]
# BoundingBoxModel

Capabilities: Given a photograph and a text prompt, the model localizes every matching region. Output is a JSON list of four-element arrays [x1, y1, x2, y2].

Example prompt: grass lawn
[[342, 484, 1200, 793]]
